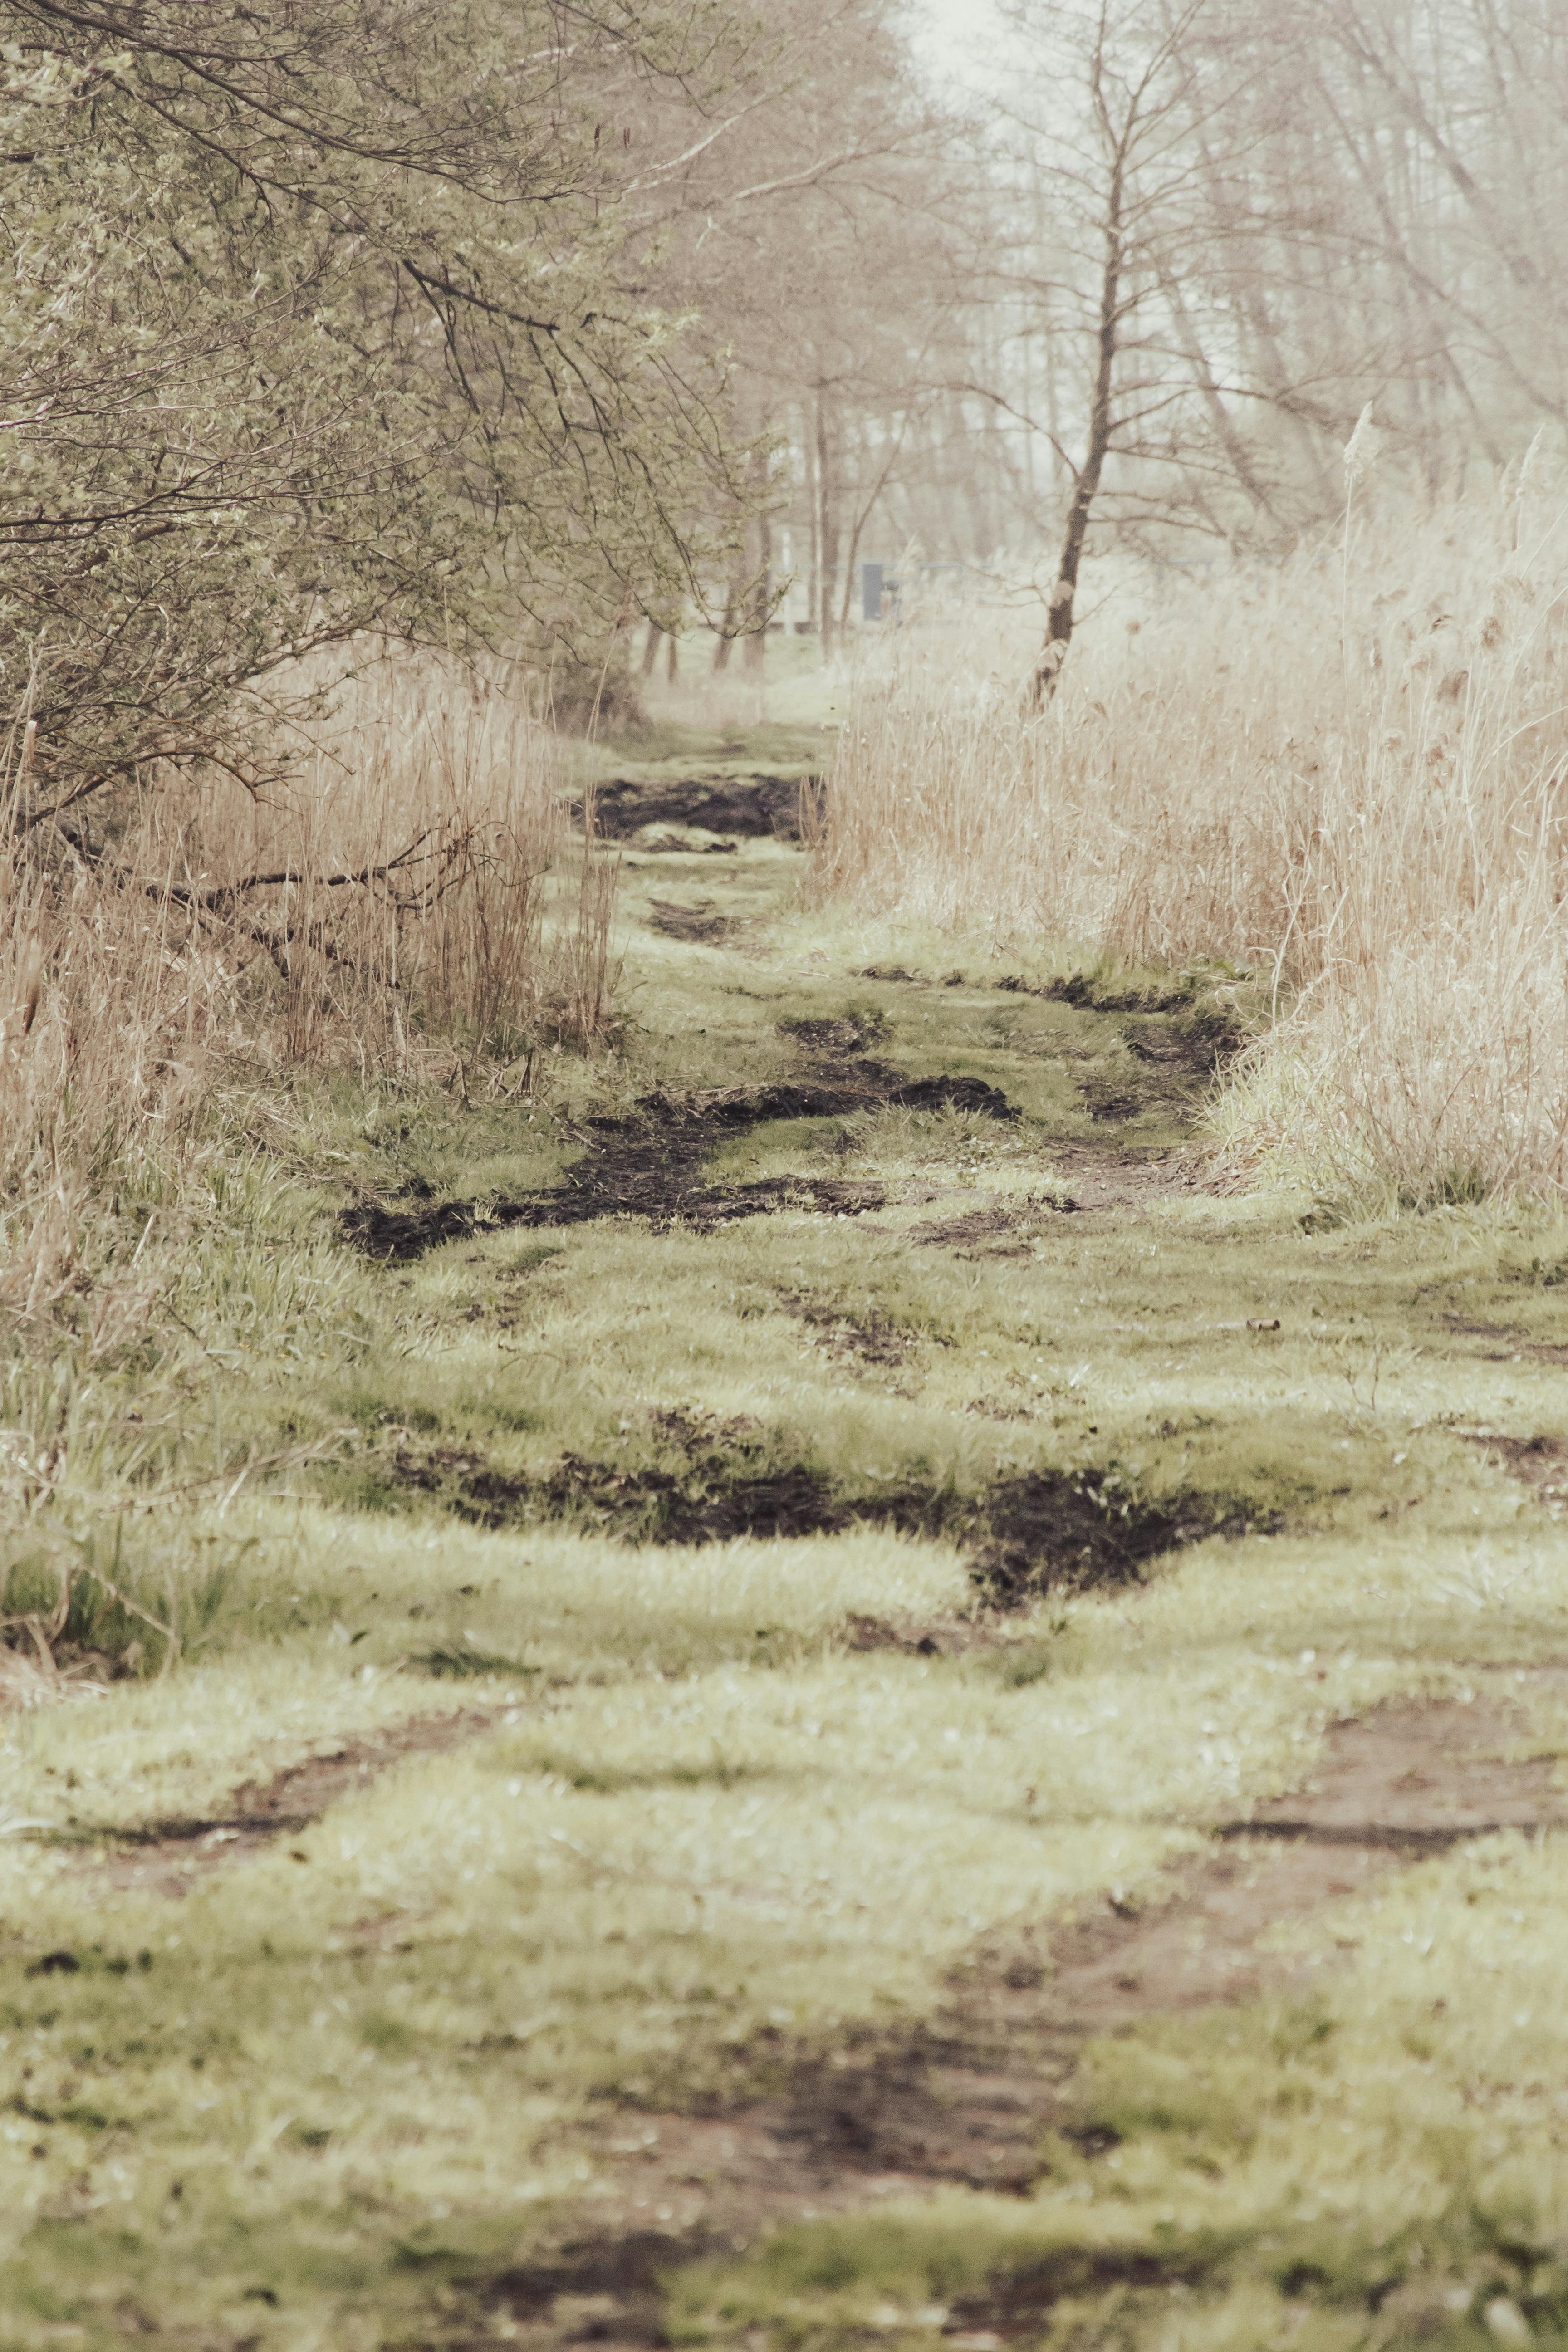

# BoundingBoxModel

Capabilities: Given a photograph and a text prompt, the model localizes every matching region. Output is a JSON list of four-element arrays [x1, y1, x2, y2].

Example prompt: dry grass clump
[[1, 652, 613, 1183], [2, 722, 220, 1208], [161, 652, 617, 1067], [2, 650, 616, 1338], [813, 473, 1568, 1200]]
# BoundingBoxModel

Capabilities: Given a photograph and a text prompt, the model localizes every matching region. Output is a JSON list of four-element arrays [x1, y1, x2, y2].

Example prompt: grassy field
[[5, 710, 1568, 2350]]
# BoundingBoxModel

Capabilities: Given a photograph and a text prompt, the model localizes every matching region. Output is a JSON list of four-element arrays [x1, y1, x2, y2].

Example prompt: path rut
[[472, 1680, 1568, 2349]]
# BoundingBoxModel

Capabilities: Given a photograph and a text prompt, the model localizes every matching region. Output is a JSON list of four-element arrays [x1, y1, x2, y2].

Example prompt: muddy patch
[[542, 1452, 852, 1546], [1446, 1316, 1568, 1366], [1035, 1140, 1214, 1215], [392, 1442, 533, 1527], [842, 1611, 1010, 1658], [778, 1013, 885, 1055], [1080, 1076, 1146, 1122], [782, 1292, 919, 1369], [907, 1198, 1072, 1255], [65, 1711, 496, 1899], [1231, 1692, 1567, 1848], [1125, 1007, 1246, 1078], [844, 1612, 945, 1656], [996, 971, 1190, 1017], [860, 964, 1248, 1077], [468, 1684, 1568, 2346], [582, 774, 813, 842], [1074, 1021, 1241, 1126], [387, 1427, 871, 1546], [1465, 1429, 1568, 1506], [629, 828, 738, 855], [386, 1421, 1254, 1606], [969, 1470, 1262, 1605], [344, 1069, 1015, 1262], [647, 897, 740, 945]]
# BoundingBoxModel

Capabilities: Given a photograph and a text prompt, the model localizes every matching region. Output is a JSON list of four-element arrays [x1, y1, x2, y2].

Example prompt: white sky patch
[[908, 0, 1008, 89]]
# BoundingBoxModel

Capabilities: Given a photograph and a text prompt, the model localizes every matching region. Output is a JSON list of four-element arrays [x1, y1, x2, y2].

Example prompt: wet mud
[[907, 1199, 1072, 1255], [997, 970, 1193, 1014], [1124, 1006, 1246, 1078], [968, 1469, 1267, 1605], [1466, 1430, 1568, 1506], [388, 1416, 1257, 1603], [470, 1682, 1568, 2348], [646, 897, 740, 944], [865, 961, 1248, 1063], [581, 773, 814, 842], [344, 1068, 1015, 1262]]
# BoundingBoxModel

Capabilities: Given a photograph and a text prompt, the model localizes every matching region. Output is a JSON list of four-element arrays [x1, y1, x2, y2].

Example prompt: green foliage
[[0, 1, 749, 802]]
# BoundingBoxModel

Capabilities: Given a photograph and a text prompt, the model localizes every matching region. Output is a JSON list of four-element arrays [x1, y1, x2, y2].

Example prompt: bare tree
[[613, 0, 975, 663]]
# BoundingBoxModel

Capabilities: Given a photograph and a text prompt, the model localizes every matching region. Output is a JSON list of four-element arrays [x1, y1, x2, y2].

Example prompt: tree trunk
[[713, 578, 740, 670], [640, 622, 662, 676], [804, 406, 820, 636], [815, 390, 839, 660], [1030, 180, 1122, 711], [743, 489, 772, 671]]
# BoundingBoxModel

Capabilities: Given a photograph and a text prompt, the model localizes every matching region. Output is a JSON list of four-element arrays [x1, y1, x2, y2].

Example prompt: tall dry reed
[[2, 651, 617, 1298], [1, 724, 220, 1200], [812, 477, 1568, 1200], [172, 652, 616, 1066]]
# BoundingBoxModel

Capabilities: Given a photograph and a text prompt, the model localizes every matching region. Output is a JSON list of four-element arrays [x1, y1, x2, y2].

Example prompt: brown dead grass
[[1, 650, 617, 1319], [813, 475, 1568, 1201]]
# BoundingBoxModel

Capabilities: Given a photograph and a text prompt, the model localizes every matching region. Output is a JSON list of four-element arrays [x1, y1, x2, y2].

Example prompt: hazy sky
[[911, 0, 1005, 84]]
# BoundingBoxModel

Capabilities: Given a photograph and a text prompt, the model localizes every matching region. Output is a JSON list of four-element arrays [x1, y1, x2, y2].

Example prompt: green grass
[[669, 1834, 1568, 2349], [4, 818, 1568, 2347]]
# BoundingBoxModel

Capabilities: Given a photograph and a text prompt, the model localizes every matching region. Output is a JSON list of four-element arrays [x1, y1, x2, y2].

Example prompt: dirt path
[[475, 1682, 1568, 2348], [12, 761, 1568, 2351], [83, 1710, 495, 1899], [343, 1022, 1017, 1260]]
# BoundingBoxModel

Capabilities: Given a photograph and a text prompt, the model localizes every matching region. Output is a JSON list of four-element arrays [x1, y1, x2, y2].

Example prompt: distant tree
[[980, 0, 1266, 705], [614, 0, 971, 661]]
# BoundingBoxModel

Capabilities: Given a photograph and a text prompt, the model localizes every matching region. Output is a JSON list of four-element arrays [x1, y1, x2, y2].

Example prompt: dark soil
[[344, 1068, 1016, 1262], [1032, 1140, 1212, 1214], [782, 1292, 919, 1368], [582, 774, 814, 841], [997, 971, 1191, 1015], [543, 1454, 850, 1545], [843, 1612, 946, 1655], [629, 830, 738, 856], [386, 1420, 1256, 1604], [778, 1013, 886, 1054], [1465, 1430, 1568, 1505], [1446, 1318, 1568, 1366], [391, 1443, 533, 1526], [646, 898, 740, 945], [1080, 1076, 1146, 1122], [969, 1469, 1266, 1605], [1125, 1006, 1247, 1077], [467, 1682, 1568, 2349], [907, 1200, 1073, 1254], [76, 1711, 495, 1899]]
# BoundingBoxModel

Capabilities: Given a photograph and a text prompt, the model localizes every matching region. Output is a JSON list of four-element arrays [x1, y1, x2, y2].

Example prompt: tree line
[[3, 0, 1564, 808]]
